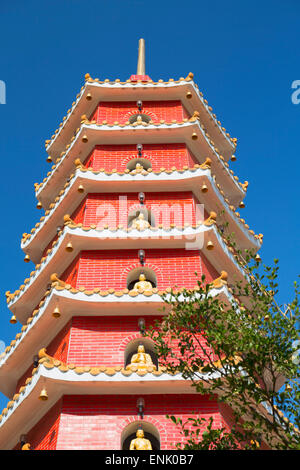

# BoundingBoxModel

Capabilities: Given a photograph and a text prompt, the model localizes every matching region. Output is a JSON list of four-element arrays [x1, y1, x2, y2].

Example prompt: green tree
[[147, 254, 300, 450]]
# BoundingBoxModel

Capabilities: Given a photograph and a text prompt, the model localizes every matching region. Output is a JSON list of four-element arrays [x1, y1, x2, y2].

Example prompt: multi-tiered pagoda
[[0, 40, 262, 450]]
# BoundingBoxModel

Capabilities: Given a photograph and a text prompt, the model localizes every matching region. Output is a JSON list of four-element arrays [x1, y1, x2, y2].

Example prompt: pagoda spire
[[130, 38, 150, 82], [137, 38, 146, 75]]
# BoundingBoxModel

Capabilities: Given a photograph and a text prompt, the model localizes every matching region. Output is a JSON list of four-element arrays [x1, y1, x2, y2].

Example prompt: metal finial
[[137, 38, 145, 75]]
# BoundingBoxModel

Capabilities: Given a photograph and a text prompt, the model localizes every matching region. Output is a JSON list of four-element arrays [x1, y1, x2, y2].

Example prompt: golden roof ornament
[[39, 388, 48, 401]]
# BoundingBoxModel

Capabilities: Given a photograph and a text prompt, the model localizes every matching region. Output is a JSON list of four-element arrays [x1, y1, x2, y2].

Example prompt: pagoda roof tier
[[37, 121, 245, 208], [23, 166, 260, 263], [0, 278, 232, 397], [0, 359, 216, 450], [45, 75, 235, 161], [8, 222, 246, 322], [0, 348, 286, 450]]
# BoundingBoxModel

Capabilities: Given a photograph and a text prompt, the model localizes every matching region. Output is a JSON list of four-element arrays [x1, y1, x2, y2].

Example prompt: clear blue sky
[[0, 0, 299, 410]]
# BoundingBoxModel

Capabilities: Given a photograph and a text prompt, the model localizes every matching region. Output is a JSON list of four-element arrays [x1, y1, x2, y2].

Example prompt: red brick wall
[[61, 253, 80, 286], [15, 321, 72, 395], [67, 316, 215, 367], [15, 308, 215, 395], [71, 198, 87, 225], [14, 399, 62, 450], [89, 101, 189, 124], [84, 143, 198, 172], [71, 191, 207, 228], [56, 394, 221, 450], [61, 249, 219, 290], [67, 315, 158, 366], [47, 319, 72, 362]]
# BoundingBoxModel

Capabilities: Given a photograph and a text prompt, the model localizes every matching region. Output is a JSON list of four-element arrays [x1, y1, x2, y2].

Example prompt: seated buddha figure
[[133, 273, 153, 291], [126, 344, 156, 371], [130, 429, 152, 450], [131, 213, 150, 231], [130, 162, 144, 174]]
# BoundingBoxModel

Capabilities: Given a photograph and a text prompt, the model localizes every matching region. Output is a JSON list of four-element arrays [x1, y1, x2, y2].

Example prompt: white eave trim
[[0, 285, 234, 398], [23, 169, 260, 261], [38, 121, 243, 206], [9, 224, 245, 319], [0, 361, 222, 449], [46, 79, 234, 158]]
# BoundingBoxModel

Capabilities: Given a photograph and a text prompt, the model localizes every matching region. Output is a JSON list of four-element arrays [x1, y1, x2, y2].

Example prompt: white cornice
[[0, 285, 234, 398], [9, 224, 245, 321], [37, 121, 243, 208], [0, 355, 221, 449], [45, 79, 234, 160], [23, 169, 259, 263]]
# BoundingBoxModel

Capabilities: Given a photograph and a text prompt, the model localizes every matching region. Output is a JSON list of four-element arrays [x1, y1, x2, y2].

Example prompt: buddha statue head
[[137, 344, 146, 353], [139, 273, 146, 282], [136, 429, 145, 438]]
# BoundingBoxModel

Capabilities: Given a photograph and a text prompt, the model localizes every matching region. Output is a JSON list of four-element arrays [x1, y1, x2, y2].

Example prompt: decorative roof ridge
[[62, 211, 261, 268], [24, 163, 259, 252], [3, 344, 231, 429], [10, 218, 243, 308], [25, 161, 211, 244], [1, 273, 230, 363], [9, 219, 219, 304], [0, 359, 177, 429], [37, 347, 234, 376], [63, 210, 216, 232], [38, 118, 212, 194], [37, 118, 242, 198], [24, 205, 215, 246], [2, 350, 297, 442], [45, 72, 235, 154], [37, 348, 166, 376], [210, 176, 261, 245], [19, 210, 216, 292]]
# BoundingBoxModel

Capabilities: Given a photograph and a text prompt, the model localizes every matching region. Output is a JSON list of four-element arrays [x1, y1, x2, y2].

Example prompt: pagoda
[[0, 39, 263, 450]]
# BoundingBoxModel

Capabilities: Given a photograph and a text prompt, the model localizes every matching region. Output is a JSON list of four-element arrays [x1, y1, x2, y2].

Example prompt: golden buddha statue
[[21, 443, 31, 450], [133, 273, 153, 291], [130, 162, 144, 174], [130, 429, 152, 450], [131, 213, 150, 230], [126, 344, 155, 371]]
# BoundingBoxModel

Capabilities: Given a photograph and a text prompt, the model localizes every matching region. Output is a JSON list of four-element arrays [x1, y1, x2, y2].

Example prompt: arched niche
[[126, 267, 157, 290], [127, 206, 155, 228], [126, 158, 152, 172], [121, 421, 160, 450], [124, 338, 159, 369], [128, 113, 152, 124]]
